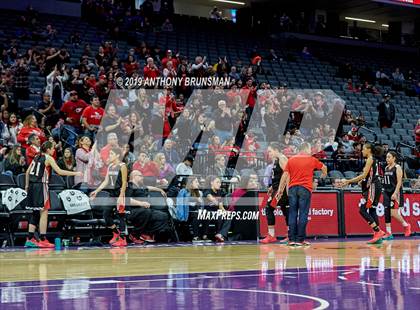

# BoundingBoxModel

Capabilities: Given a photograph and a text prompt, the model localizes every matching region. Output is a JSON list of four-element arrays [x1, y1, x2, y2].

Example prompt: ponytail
[[365, 143, 383, 158]]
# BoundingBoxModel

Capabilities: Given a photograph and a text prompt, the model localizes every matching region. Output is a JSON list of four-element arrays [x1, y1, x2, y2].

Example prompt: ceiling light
[[381, 24, 389, 27], [345, 17, 376, 23], [213, 0, 246, 5]]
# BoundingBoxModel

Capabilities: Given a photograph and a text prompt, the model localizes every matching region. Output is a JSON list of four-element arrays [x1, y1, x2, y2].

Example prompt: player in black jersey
[[90, 147, 128, 247], [382, 151, 411, 240], [24, 141, 83, 248], [261, 142, 289, 244], [339, 143, 386, 244]]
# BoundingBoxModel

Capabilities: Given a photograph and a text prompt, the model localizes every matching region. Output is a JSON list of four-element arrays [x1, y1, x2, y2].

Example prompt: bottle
[[55, 238, 61, 250]]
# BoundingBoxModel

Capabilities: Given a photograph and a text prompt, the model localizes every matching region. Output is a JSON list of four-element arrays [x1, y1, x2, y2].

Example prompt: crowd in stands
[[0, 2, 419, 243]]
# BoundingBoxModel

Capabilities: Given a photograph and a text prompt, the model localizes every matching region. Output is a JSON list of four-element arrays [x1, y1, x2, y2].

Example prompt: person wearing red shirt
[[17, 115, 47, 150], [161, 50, 179, 70], [81, 96, 104, 141], [143, 57, 159, 80], [277, 142, 327, 246], [240, 79, 257, 109], [25, 134, 41, 165], [99, 132, 120, 176], [124, 55, 140, 77], [132, 152, 160, 177], [60, 90, 88, 147]]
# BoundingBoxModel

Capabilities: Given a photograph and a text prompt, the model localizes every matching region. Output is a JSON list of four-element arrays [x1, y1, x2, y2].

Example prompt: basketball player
[[382, 151, 411, 239], [25, 141, 83, 248], [90, 148, 128, 247], [261, 142, 289, 244], [338, 143, 385, 244]]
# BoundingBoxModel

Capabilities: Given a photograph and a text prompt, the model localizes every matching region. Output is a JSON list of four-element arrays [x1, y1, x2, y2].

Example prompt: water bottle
[[55, 238, 62, 250]]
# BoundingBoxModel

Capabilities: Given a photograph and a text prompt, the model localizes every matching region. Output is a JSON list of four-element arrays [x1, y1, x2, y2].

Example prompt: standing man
[[377, 93, 395, 128], [277, 142, 327, 246]]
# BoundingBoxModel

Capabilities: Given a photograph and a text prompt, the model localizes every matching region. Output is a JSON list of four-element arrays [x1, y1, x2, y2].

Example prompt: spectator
[[17, 114, 46, 150], [81, 96, 104, 141], [161, 50, 178, 70], [392, 67, 405, 87], [161, 18, 174, 32], [101, 103, 122, 138], [191, 56, 208, 77], [7, 113, 23, 145], [45, 65, 68, 110], [0, 116, 11, 146], [59, 90, 88, 146], [301, 46, 311, 59], [376, 68, 390, 85], [13, 57, 30, 101], [210, 7, 222, 20], [37, 92, 59, 128], [57, 147, 76, 171], [176, 155, 194, 176], [75, 135, 91, 185], [153, 153, 175, 186], [176, 176, 204, 241], [132, 151, 160, 177], [4, 145, 26, 175], [377, 94, 395, 128], [161, 139, 180, 166], [25, 133, 41, 165], [143, 57, 159, 79], [229, 66, 240, 81], [124, 55, 139, 77], [213, 100, 232, 143]]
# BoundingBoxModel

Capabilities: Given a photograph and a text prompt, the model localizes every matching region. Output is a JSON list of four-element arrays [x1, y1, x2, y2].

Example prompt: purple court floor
[[0, 265, 419, 309]]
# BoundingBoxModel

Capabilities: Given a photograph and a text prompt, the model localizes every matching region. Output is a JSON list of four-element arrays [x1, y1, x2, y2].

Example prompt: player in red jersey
[[25, 141, 83, 248]]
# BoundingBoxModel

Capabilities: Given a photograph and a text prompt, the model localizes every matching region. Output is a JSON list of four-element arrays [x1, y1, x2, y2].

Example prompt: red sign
[[344, 192, 420, 235], [258, 191, 339, 237]]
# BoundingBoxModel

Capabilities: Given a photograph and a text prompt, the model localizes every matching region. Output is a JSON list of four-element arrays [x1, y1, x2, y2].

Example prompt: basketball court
[[0, 238, 419, 309]]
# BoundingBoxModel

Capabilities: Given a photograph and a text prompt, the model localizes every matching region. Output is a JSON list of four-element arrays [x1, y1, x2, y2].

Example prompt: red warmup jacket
[[17, 126, 47, 149]]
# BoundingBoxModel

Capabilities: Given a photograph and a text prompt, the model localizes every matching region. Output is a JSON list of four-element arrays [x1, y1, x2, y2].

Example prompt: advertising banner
[[258, 191, 339, 237], [343, 191, 420, 235]]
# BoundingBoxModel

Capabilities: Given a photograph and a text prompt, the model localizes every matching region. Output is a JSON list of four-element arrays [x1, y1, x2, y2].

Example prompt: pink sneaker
[[260, 235, 277, 244], [109, 232, 120, 245]]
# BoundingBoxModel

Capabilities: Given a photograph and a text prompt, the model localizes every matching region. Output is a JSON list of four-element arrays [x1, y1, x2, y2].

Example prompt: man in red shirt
[[143, 57, 159, 80], [25, 134, 41, 165], [277, 142, 327, 246], [60, 90, 88, 147], [81, 96, 104, 141], [161, 50, 179, 70]]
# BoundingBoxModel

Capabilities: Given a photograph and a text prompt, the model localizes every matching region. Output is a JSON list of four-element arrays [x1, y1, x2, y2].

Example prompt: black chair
[[9, 194, 31, 245], [16, 173, 26, 189], [0, 198, 13, 247], [47, 191, 67, 238], [0, 174, 16, 190], [64, 190, 110, 243], [66, 176, 75, 189], [49, 174, 66, 191], [147, 191, 179, 242]]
